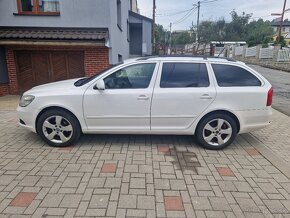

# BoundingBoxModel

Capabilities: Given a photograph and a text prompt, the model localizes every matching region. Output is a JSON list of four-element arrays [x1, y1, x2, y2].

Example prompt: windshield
[[74, 64, 122, 87]]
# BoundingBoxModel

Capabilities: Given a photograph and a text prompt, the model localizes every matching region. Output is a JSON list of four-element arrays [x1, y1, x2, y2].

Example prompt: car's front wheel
[[195, 113, 238, 150], [36, 109, 81, 147]]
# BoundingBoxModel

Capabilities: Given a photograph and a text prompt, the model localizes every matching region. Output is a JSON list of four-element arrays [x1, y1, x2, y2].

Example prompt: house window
[[117, 0, 122, 30], [118, 54, 123, 63], [127, 20, 130, 41], [17, 0, 60, 15]]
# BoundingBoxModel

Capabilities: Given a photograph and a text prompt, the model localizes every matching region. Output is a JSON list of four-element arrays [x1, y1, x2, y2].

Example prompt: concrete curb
[[242, 133, 290, 179]]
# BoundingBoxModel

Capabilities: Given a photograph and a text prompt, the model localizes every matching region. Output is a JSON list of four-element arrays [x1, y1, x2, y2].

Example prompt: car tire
[[195, 113, 238, 150], [36, 109, 81, 147]]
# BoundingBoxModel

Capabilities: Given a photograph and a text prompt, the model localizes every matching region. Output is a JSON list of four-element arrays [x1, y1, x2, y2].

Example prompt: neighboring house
[[0, 0, 152, 96], [130, 0, 139, 13], [272, 19, 290, 34]]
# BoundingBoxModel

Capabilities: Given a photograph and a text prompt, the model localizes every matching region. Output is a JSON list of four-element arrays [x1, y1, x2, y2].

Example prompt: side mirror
[[95, 79, 105, 90]]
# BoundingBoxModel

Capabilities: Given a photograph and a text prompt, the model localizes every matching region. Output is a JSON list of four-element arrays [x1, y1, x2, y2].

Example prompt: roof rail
[[136, 55, 236, 62]]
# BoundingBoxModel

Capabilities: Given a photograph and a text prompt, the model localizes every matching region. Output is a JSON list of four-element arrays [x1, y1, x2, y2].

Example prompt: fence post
[[232, 46, 236, 58], [273, 45, 280, 61], [256, 45, 262, 59], [242, 45, 248, 58]]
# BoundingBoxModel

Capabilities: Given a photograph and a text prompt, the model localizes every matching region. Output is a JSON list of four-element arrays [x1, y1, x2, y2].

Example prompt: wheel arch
[[195, 110, 241, 134], [35, 106, 82, 134]]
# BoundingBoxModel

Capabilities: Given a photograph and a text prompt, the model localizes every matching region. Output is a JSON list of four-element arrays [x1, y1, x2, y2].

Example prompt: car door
[[83, 62, 159, 132], [151, 61, 216, 131]]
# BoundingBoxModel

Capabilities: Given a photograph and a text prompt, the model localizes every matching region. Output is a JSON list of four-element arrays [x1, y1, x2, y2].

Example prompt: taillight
[[267, 87, 273, 106]]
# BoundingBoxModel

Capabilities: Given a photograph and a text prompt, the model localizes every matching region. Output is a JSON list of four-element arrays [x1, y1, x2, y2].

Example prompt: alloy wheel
[[42, 115, 73, 144], [202, 118, 232, 146]]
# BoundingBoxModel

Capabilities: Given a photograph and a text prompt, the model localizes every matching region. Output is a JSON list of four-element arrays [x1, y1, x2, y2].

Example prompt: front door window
[[104, 63, 156, 89]]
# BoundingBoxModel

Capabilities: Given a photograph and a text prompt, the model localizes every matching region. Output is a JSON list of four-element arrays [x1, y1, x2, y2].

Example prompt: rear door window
[[160, 63, 210, 88], [212, 64, 262, 87]]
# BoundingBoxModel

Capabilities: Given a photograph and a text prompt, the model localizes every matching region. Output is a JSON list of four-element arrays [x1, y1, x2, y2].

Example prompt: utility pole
[[152, 0, 156, 54], [278, 0, 287, 43], [196, 1, 200, 43], [169, 22, 172, 54]]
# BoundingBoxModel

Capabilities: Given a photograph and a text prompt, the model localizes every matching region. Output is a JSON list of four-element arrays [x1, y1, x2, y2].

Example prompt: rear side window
[[212, 64, 262, 87], [160, 63, 209, 88]]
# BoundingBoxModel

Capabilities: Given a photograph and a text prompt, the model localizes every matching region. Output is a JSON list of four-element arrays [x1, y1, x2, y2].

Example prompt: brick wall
[[84, 47, 110, 77], [0, 84, 9, 96], [0, 45, 110, 96], [5, 48, 18, 95]]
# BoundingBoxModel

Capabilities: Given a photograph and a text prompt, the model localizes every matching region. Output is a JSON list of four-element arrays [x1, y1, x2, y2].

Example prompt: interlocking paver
[[191, 196, 212, 210], [60, 194, 82, 208], [137, 195, 155, 210], [89, 194, 109, 208], [40, 194, 64, 207], [130, 178, 146, 189], [101, 163, 117, 173], [216, 167, 235, 177], [118, 195, 137, 209], [104, 178, 122, 188], [164, 196, 184, 211], [9, 192, 37, 207], [1, 105, 290, 217]]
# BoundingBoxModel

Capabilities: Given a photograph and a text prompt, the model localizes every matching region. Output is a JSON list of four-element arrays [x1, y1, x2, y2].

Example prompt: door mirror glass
[[96, 79, 105, 90]]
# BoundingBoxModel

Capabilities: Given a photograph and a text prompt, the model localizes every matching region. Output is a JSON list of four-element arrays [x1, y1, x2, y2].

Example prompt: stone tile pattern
[[253, 109, 290, 163], [0, 110, 290, 217]]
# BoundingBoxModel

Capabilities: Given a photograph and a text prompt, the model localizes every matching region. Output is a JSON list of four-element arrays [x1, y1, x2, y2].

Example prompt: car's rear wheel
[[196, 113, 238, 150], [37, 109, 81, 147]]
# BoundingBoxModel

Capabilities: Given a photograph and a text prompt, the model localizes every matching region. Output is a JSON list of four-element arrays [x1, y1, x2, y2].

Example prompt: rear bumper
[[237, 107, 272, 133]]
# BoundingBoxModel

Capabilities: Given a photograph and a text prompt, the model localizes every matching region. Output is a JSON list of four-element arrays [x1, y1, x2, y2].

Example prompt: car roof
[[123, 55, 239, 64]]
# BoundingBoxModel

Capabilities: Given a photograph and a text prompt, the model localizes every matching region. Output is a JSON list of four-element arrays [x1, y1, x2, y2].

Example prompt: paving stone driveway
[[1, 102, 290, 217]]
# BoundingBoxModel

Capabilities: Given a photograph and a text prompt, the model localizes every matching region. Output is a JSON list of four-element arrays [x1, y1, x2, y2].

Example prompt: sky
[[137, 0, 290, 31]]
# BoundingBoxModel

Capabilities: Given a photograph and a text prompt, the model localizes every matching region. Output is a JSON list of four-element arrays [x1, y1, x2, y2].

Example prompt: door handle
[[137, 95, 149, 100], [200, 94, 213, 100]]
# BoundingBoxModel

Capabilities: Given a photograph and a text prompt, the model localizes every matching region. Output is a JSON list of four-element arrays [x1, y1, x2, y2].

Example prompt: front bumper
[[17, 105, 39, 133]]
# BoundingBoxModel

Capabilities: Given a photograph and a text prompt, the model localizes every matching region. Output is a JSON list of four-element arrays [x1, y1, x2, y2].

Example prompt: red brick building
[[0, 0, 152, 96], [0, 27, 110, 96]]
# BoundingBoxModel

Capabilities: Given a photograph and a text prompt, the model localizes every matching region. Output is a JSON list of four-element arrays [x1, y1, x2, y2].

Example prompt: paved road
[[249, 65, 290, 117]]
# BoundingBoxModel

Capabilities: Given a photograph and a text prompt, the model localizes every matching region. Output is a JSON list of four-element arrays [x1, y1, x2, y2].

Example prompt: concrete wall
[[0, 0, 110, 28], [233, 45, 290, 72], [0, 0, 131, 64], [142, 20, 152, 55], [107, 0, 130, 64], [128, 13, 152, 56], [235, 56, 290, 72]]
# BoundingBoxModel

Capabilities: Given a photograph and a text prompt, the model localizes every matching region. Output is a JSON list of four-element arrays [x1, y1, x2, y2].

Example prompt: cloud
[[138, 0, 290, 30]]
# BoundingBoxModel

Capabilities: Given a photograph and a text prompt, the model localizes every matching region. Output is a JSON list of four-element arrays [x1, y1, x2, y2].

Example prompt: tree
[[198, 21, 217, 43], [224, 11, 252, 41], [155, 24, 167, 45], [196, 10, 274, 46], [245, 19, 274, 47], [172, 31, 195, 45]]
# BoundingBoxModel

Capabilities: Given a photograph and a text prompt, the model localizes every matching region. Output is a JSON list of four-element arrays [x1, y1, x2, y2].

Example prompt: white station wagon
[[17, 56, 273, 150]]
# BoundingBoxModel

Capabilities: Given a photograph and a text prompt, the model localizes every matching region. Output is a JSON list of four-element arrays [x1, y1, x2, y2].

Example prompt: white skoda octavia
[[17, 56, 273, 150]]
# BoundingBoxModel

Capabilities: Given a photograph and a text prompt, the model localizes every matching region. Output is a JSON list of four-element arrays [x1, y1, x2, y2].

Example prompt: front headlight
[[19, 95, 35, 107]]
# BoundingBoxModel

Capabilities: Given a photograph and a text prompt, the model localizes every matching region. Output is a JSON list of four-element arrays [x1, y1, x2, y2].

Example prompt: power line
[[156, 8, 194, 17], [172, 7, 198, 24]]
